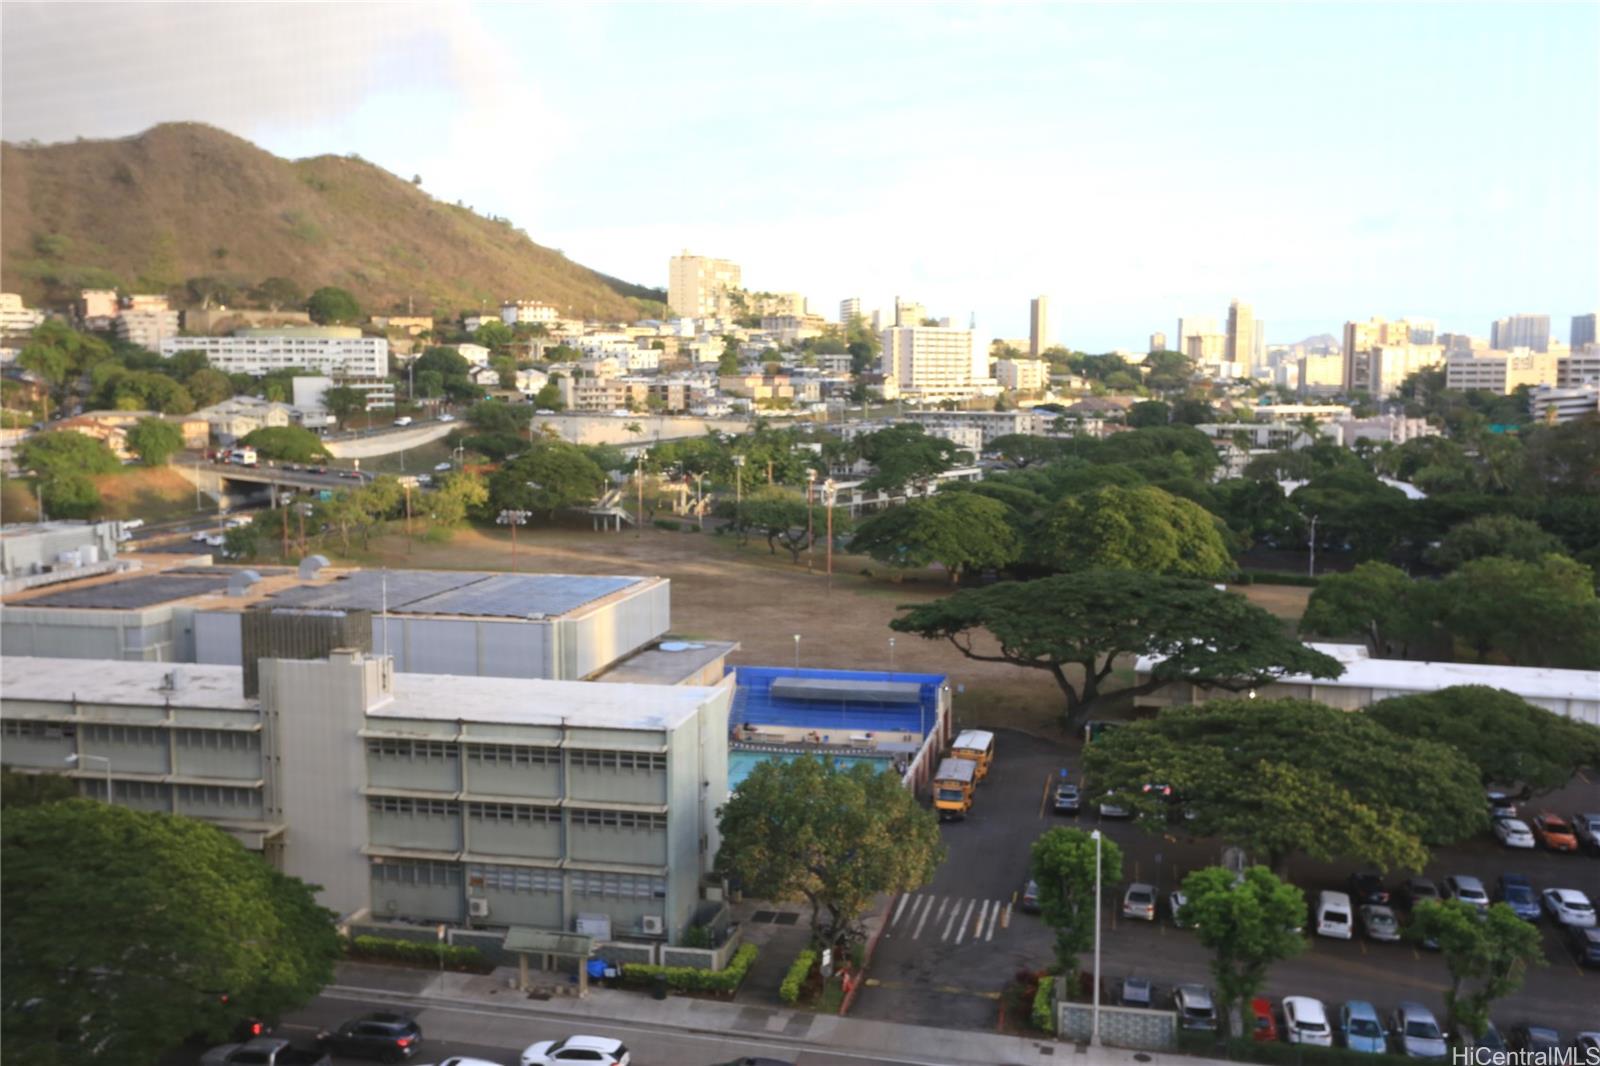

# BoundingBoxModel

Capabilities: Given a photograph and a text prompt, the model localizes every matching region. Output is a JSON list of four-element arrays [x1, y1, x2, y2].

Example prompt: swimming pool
[[727, 749, 894, 790]]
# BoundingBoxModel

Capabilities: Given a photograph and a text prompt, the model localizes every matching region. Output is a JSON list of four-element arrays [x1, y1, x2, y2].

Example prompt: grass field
[[257, 518, 1315, 741]]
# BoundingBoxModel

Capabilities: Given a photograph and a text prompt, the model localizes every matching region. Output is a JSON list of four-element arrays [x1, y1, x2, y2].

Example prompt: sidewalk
[[330, 960, 1230, 1066]]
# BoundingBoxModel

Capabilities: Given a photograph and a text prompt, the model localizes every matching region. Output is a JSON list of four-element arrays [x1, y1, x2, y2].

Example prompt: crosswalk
[[888, 892, 1012, 944]]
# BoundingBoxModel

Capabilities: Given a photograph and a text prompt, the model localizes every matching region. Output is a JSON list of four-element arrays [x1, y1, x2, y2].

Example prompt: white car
[[1283, 996, 1334, 1047], [190, 530, 210, 542], [1169, 890, 1191, 928], [423, 1059, 502, 1066], [438, 413, 457, 423], [1493, 817, 1536, 848], [1122, 883, 1156, 921], [393, 416, 413, 427], [1542, 888, 1597, 927], [521, 1035, 630, 1066], [434, 461, 453, 472]]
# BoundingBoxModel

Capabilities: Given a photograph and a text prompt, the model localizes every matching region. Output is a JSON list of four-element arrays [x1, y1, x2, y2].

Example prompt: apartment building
[[1029, 297, 1049, 356], [1490, 314, 1551, 353], [994, 357, 1047, 393], [840, 297, 862, 325], [501, 301, 560, 326], [894, 298, 927, 328], [160, 327, 387, 378], [78, 288, 119, 324], [1297, 353, 1345, 396], [1444, 350, 1561, 394], [117, 308, 182, 350], [899, 409, 1051, 449], [1529, 383, 1600, 425], [291, 375, 396, 414], [0, 293, 46, 336], [1572, 314, 1597, 352], [192, 397, 298, 444], [371, 315, 435, 336], [668, 253, 741, 319], [1149, 331, 1168, 353], [881, 326, 991, 401], [0, 650, 735, 940], [1344, 344, 1444, 398], [1225, 299, 1256, 369], [1558, 351, 1600, 386]]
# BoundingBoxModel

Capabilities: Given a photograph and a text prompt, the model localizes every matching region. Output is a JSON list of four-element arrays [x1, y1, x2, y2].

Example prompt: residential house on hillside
[[195, 397, 301, 444]]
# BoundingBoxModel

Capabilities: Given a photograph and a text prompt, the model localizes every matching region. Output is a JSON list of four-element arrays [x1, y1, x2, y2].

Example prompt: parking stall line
[[985, 902, 1001, 940], [954, 899, 977, 944], [941, 899, 963, 941], [934, 897, 951, 925], [891, 894, 911, 928], [1000, 901, 1012, 931], [912, 896, 937, 939], [973, 900, 991, 941]]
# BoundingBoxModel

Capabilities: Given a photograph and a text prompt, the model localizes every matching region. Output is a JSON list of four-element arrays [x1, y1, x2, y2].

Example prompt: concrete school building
[[0, 648, 734, 946]]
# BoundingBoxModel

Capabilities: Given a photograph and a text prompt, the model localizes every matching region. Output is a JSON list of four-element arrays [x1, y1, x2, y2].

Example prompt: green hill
[[1, 122, 662, 321]]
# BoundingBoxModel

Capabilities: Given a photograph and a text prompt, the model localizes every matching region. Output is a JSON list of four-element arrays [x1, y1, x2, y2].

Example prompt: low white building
[[456, 343, 492, 368], [0, 293, 46, 336], [500, 300, 560, 326], [994, 358, 1047, 393], [117, 309, 182, 350], [1529, 383, 1600, 424], [194, 397, 301, 443], [161, 327, 387, 378]]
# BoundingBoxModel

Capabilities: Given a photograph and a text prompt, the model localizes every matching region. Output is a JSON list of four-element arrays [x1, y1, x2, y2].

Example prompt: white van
[[1315, 890, 1354, 939]]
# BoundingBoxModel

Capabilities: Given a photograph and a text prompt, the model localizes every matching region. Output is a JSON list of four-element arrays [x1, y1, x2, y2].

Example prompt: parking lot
[[852, 728, 1600, 1036]]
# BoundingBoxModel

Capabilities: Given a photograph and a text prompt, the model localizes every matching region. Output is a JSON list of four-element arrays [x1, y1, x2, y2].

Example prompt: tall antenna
[[381, 570, 390, 662]]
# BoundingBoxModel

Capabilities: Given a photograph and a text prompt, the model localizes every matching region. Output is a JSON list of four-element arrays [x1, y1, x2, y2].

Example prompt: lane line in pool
[[891, 894, 911, 928], [912, 896, 937, 939]]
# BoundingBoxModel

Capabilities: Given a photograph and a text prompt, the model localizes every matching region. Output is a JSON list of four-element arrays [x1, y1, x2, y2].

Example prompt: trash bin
[[652, 973, 668, 1000]]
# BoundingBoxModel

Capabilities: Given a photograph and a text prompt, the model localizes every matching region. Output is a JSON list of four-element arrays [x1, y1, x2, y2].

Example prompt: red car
[[1532, 812, 1580, 852], [1251, 998, 1280, 1042]]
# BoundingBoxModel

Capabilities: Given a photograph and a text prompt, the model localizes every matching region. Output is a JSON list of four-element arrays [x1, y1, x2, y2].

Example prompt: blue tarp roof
[[730, 666, 945, 737]]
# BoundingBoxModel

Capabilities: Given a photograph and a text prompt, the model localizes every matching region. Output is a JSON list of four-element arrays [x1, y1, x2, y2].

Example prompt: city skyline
[[2, 3, 1596, 348]]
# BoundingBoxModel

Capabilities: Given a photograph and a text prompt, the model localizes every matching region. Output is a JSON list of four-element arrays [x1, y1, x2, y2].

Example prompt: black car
[[1568, 925, 1600, 968], [1053, 780, 1081, 815], [1348, 872, 1390, 906], [317, 1012, 421, 1062], [1396, 877, 1440, 912], [1508, 1025, 1562, 1054]]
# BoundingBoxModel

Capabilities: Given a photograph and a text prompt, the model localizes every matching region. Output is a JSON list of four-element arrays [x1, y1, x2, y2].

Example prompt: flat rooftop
[[593, 639, 739, 686], [0, 656, 255, 710]]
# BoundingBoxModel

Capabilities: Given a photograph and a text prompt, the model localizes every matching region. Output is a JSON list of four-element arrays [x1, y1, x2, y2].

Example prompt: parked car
[[316, 1013, 422, 1062], [1359, 904, 1401, 942], [1098, 793, 1130, 818], [1169, 890, 1191, 928], [1485, 790, 1518, 820], [434, 461, 453, 472], [1494, 874, 1541, 922], [393, 417, 413, 427], [1577, 1033, 1600, 1058], [1173, 985, 1217, 1031], [1508, 1025, 1562, 1054], [520, 1035, 630, 1066], [1573, 812, 1600, 854], [1493, 818, 1536, 849], [1397, 878, 1441, 912], [1249, 998, 1279, 1043], [1543, 888, 1597, 927], [1391, 1002, 1448, 1059], [1122, 883, 1156, 921], [1531, 812, 1579, 852], [1315, 890, 1354, 939], [201, 1038, 330, 1066], [420, 1059, 502, 1066], [1469, 1022, 1506, 1054], [1120, 976, 1152, 1008], [1348, 872, 1390, 906], [1566, 925, 1600, 967], [1441, 875, 1490, 912], [1053, 781, 1080, 814], [1021, 879, 1041, 914], [1284, 996, 1334, 1047], [1339, 1001, 1388, 1054], [437, 413, 457, 423]]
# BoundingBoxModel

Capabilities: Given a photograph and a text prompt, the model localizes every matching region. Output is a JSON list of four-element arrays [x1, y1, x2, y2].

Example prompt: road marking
[[1038, 773, 1052, 818], [912, 895, 937, 939], [953, 899, 977, 944], [863, 978, 1000, 999], [1000, 901, 1012, 930], [891, 894, 911, 928], [941, 898, 963, 941], [985, 900, 1001, 940], [971, 900, 991, 943], [1360, 940, 1368, 955], [934, 896, 951, 924]]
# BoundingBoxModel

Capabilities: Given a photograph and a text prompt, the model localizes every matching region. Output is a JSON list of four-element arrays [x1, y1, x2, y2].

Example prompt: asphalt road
[[853, 728, 1600, 1036]]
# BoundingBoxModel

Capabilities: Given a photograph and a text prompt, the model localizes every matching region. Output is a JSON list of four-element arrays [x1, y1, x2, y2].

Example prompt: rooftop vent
[[160, 667, 188, 693], [227, 570, 261, 597], [297, 554, 330, 580]]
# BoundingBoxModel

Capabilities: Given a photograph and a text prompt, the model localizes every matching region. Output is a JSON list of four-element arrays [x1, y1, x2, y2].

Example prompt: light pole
[[1306, 513, 1319, 578], [806, 468, 817, 571], [823, 479, 837, 591], [1090, 828, 1104, 1046], [732, 454, 746, 538], [65, 753, 113, 804], [888, 636, 896, 675], [497, 509, 530, 572], [792, 633, 801, 670]]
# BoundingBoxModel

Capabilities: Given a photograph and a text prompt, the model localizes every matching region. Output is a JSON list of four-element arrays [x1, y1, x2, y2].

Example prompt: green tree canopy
[[849, 493, 1020, 582], [854, 424, 967, 493], [1437, 554, 1600, 667], [184, 367, 235, 408], [2, 800, 340, 1066], [984, 434, 1063, 468], [414, 346, 477, 402], [1290, 468, 1415, 562], [716, 755, 944, 948], [321, 385, 366, 427], [488, 441, 605, 517], [1083, 699, 1486, 872], [306, 285, 361, 325], [126, 417, 184, 466], [106, 369, 196, 414], [474, 320, 514, 353], [531, 382, 563, 410], [1030, 827, 1124, 973], [252, 276, 304, 310], [1182, 866, 1307, 1038], [1407, 900, 1544, 1045], [1126, 400, 1170, 428], [718, 485, 846, 563], [240, 426, 331, 464], [18, 430, 121, 479], [1299, 561, 1438, 658], [426, 472, 489, 529], [891, 571, 1342, 729], [1035, 484, 1233, 577], [1367, 686, 1600, 794], [467, 399, 525, 436], [1430, 514, 1566, 570], [40, 474, 102, 520]]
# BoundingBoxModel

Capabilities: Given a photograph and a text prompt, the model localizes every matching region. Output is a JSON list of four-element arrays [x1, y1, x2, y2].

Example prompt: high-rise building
[[1571, 313, 1597, 351], [1341, 318, 1416, 391], [667, 252, 741, 319], [1176, 315, 1219, 356], [840, 297, 862, 325], [1226, 299, 1256, 368], [894, 297, 927, 328], [1405, 318, 1438, 345], [1149, 331, 1168, 352], [1029, 296, 1049, 356], [1253, 321, 1267, 366], [880, 325, 989, 400], [1185, 333, 1227, 362], [1490, 314, 1551, 353]]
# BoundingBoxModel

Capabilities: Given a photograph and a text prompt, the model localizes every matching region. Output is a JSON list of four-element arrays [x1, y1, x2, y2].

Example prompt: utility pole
[[635, 450, 645, 538], [497, 509, 530, 571], [1307, 513, 1319, 578], [403, 483, 413, 553], [732, 454, 745, 540], [806, 469, 816, 570], [823, 479, 836, 592]]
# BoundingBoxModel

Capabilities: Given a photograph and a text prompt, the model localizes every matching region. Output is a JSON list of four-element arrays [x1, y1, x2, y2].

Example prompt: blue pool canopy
[[731, 666, 946, 738]]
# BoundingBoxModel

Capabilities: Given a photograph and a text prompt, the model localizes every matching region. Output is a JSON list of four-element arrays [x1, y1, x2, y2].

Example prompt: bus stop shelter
[[502, 927, 596, 997]]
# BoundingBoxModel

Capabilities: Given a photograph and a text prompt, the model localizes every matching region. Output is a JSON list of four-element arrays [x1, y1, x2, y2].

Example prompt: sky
[[3, 2, 1597, 350]]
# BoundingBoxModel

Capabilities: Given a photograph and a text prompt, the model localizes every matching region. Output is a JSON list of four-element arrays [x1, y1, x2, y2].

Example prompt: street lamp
[[792, 633, 801, 670], [822, 479, 837, 591], [1090, 828, 1104, 1046], [806, 469, 817, 571], [732, 454, 746, 536], [65, 753, 113, 804], [888, 636, 896, 675], [497, 509, 531, 572]]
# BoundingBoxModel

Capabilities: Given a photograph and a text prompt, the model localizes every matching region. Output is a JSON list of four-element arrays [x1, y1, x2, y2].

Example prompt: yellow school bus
[[950, 729, 995, 781], [933, 757, 979, 820]]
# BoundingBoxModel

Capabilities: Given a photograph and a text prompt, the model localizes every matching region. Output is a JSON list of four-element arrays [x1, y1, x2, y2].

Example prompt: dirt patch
[[1230, 582, 1312, 624], [93, 466, 203, 522]]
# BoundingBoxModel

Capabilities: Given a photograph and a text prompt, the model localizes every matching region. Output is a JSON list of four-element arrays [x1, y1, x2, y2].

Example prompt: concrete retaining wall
[[660, 925, 745, 970], [1057, 981, 1177, 1050]]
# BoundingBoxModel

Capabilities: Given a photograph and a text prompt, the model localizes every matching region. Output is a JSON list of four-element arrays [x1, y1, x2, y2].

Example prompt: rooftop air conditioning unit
[[640, 915, 664, 936], [468, 898, 490, 918]]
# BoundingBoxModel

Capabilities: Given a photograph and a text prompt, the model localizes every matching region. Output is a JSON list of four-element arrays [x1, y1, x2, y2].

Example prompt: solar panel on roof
[[18, 573, 232, 609], [262, 570, 640, 618]]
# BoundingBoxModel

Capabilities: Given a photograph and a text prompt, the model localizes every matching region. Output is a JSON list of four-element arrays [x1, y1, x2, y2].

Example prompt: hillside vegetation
[[2, 123, 658, 320]]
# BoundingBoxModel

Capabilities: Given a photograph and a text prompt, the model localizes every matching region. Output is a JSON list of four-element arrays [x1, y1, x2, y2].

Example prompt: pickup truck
[[201, 1036, 332, 1066]]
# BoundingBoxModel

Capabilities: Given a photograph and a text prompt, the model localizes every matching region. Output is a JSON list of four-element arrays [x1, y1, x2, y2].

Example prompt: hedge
[[344, 935, 486, 970], [779, 949, 817, 1005], [1232, 570, 1321, 588], [1030, 978, 1055, 1034], [1178, 1033, 1417, 1066], [620, 943, 758, 995], [652, 519, 683, 532]]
